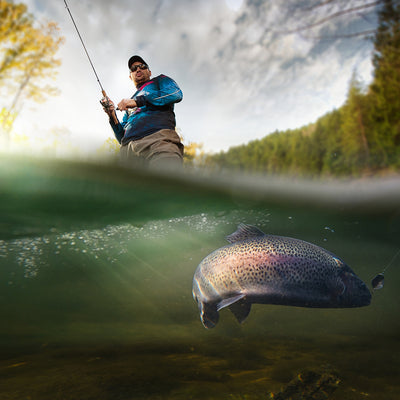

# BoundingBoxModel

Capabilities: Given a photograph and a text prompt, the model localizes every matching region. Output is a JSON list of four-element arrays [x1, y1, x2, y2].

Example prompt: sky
[[5, 0, 380, 156]]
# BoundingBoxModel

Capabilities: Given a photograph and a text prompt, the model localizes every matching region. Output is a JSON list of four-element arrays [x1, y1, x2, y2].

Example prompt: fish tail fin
[[229, 300, 252, 324]]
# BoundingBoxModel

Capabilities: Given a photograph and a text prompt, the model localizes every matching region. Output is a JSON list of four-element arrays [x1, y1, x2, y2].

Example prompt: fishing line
[[63, 0, 120, 123], [63, 0, 106, 95], [371, 248, 400, 290], [382, 248, 400, 275]]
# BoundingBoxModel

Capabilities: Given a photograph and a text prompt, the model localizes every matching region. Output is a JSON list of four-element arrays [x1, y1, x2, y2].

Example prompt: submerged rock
[[269, 366, 341, 400]]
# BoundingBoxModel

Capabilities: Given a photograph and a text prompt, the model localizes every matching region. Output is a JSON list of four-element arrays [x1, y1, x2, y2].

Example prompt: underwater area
[[0, 156, 399, 400]]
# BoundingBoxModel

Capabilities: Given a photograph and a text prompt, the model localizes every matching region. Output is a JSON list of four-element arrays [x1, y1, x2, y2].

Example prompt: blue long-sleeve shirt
[[110, 74, 183, 145]]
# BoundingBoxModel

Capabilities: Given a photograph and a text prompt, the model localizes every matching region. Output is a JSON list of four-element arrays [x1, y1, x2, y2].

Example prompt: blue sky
[[8, 0, 379, 155]]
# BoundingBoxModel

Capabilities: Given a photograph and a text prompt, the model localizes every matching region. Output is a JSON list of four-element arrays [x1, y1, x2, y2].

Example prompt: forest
[[203, 0, 400, 178]]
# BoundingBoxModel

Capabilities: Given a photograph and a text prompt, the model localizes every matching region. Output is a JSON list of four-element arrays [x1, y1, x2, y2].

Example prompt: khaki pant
[[120, 129, 184, 168]]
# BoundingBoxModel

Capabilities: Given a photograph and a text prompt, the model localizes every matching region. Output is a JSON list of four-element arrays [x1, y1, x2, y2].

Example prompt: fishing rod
[[63, 0, 118, 123]]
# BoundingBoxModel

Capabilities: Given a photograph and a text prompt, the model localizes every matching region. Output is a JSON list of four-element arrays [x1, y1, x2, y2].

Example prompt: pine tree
[[340, 72, 370, 174], [370, 0, 400, 166]]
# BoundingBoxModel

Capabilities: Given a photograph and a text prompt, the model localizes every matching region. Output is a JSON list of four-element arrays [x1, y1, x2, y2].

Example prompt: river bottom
[[1, 333, 398, 400]]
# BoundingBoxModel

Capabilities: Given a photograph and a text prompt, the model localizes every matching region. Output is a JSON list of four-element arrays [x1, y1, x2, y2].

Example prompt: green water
[[0, 156, 399, 399]]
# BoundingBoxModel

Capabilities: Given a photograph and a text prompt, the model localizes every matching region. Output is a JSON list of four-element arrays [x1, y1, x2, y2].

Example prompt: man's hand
[[100, 96, 119, 124], [100, 96, 116, 115], [117, 98, 137, 111]]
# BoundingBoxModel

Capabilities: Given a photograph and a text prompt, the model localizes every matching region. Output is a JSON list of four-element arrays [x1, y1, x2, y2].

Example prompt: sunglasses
[[130, 63, 148, 72]]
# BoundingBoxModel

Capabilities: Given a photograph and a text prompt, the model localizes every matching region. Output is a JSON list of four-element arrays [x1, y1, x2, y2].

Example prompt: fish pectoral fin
[[225, 224, 266, 244], [217, 294, 246, 311], [229, 300, 251, 324], [216, 294, 251, 324]]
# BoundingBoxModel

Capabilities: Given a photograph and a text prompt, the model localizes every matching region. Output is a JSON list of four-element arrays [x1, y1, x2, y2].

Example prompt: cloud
[[9, 0, 379, 154]]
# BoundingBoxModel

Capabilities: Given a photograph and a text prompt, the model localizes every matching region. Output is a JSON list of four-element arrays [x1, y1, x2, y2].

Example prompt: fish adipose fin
[[226, 224, 266, 244]]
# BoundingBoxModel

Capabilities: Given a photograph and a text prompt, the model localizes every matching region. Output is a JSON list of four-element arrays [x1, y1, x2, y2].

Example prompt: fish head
[[336, 266, 371, 307]]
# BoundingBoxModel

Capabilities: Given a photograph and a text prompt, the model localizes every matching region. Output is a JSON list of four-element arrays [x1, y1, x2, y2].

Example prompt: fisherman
[[101, 55, 184, 167]]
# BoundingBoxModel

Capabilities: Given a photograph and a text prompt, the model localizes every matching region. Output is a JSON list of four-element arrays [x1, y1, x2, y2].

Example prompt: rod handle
[[102, 90, 118, 125]]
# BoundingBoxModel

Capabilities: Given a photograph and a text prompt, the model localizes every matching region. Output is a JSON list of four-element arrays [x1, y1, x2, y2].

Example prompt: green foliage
[[0, 107, 16, 130], [97, 137, 120, 158], [183, 141, 206, 166], [204, 0, 400, 177]]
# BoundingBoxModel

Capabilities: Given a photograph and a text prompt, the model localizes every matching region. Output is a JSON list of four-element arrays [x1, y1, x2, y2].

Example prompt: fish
[[192, 224, 371, 329]]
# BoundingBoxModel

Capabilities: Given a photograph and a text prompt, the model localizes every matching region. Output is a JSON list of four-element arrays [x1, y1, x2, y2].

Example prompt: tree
[[339, 72, 371, 174], [0, 1, 64, 138], [97, 137, 120, 158], [183, 141, 206, 166], [369, 0, 400, 166]]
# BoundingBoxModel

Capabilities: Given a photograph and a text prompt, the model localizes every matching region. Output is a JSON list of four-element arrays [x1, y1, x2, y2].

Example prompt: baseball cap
[[128, 55, 148, 69]]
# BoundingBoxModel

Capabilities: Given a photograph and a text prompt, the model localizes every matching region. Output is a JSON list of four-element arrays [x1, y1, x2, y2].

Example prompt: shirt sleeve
[[135, 75, 183, 108], [109, 113, 128, 144]]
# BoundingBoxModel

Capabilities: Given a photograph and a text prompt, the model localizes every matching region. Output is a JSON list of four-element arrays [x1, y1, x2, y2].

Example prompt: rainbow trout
[[192, 224, 371, 329]]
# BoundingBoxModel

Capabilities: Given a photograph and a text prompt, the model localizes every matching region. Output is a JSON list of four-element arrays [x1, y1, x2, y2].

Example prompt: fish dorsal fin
[[226, 224, 266, 244], [217, 294, 245, 311], [229, 301, 251, 324]]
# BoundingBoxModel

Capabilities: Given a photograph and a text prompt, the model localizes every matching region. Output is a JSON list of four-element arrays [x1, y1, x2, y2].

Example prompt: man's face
[[129, 62, 151, 87]]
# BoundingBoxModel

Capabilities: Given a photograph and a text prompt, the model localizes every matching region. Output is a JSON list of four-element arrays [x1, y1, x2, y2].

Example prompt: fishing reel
[[100, 97, 125, 112], [100, 97, 113, 110], [100, 95, 119, 124]]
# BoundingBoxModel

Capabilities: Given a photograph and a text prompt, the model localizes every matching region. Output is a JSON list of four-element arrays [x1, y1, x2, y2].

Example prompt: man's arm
[[117, 98, 137, 111], [101, 96, 125, 144], [135, 75, 183, 108]]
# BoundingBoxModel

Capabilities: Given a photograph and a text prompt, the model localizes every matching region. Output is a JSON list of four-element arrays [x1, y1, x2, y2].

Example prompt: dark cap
[[128, 55, 148, 70]]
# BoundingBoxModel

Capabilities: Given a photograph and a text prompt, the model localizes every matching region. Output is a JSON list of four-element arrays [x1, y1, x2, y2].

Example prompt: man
[[101, 55, 184, 167]]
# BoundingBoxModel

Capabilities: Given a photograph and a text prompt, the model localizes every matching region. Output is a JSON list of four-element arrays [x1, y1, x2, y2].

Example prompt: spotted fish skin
[[192, 224, 371, 329]]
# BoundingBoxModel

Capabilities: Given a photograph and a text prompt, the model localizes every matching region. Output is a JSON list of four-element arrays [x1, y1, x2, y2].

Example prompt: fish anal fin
[[229, 300, 252, 324], [217, 294, 245, 311], [226, 224, 266, 244]]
